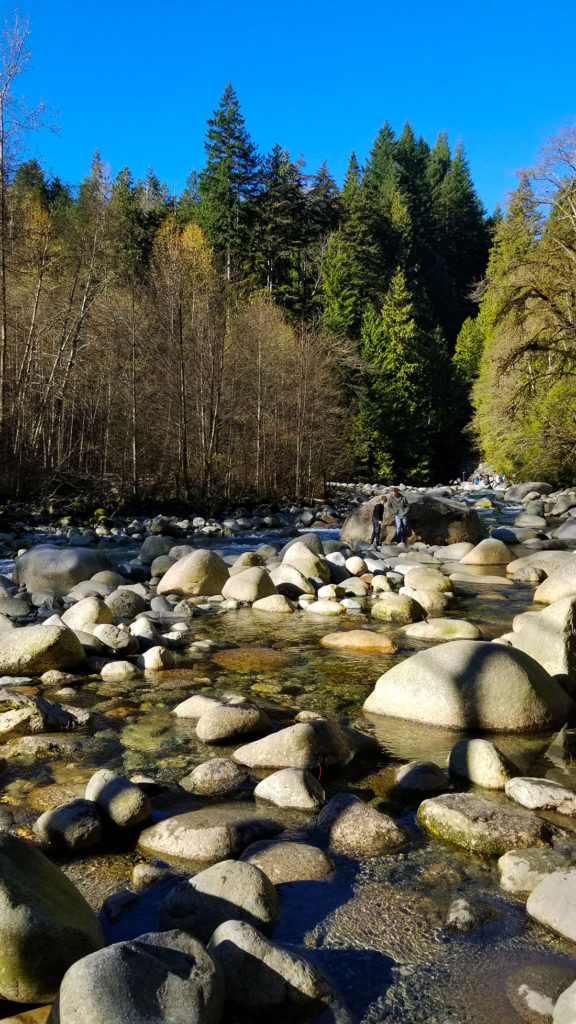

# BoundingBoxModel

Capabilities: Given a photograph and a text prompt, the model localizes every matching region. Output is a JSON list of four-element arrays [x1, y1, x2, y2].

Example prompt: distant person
[[388, 487, 409, 544], [371, 495, 387, 546]]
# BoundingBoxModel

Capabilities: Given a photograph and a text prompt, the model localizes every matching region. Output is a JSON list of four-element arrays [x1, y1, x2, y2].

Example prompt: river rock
[[33, 798, 102, 852], [460, 538, 514, 565], [105, 586, 148, 619], [320, 629, 397, 652], [498, 848, 573, 894], [449, 738, 515, 789], [92, 622, 139, 654], [13, 545, 111, 597], [506, 482, 553, 501], [508, 597, 576, 682], [341, 492, 483, 546], [305, 599, 342, 615], [363, 640, 574, 732], [0, 625, 85, 676], [370, 593, 425, 623], [506, 551, 575, 578], [554, 979, 576, 1023], [157, 549, 229, 597], [435, 542, 476, 560], [527, 869, 576, 942], [253, 594, 296, 613], [196, 703, 272, 743], [241, 840, 335, 883], [403, 567, 453, 592], [234, 718, 372, 770], [138, 804, 283, 866], [418, 792, 558, 855], [0, 833, 103, 1002], [505, 777, 576, 816], [180, 758, 251, 798], [159, 859, 280, 941], [138, 536, 174, 564], [61, 596, 113, 632], [208, 920, 333, 1022], [282, 541, 330, 584], [100, 659, 142, 680], [47, 929, 223, 1024], [222, 567, 276, 603], [85, 768, 151, 827], [394, 760, 451, 796], [254, 768, 325, 811], [280, 532, 325, 558], [172, 694, 224, 718], [403, 618, 482, 641], [317, 793, 405, 856], [534, 563, 576, 605], [270, 564, 316, 598]]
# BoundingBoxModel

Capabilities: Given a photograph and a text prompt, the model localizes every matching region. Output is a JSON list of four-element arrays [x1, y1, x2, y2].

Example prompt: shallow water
[[2, 521, 576, 1022]]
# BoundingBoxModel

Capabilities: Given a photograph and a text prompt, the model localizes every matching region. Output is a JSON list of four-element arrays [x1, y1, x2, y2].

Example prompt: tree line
[[0, 23, 494, 507]]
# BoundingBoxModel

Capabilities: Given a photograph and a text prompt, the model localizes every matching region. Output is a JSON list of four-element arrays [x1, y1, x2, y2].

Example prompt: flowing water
[[2, 511, 576, 1022]]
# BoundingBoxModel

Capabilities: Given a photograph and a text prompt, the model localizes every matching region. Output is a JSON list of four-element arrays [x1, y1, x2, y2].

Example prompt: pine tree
[[252, 143, 304, 297], [197, 83, 259, 282]]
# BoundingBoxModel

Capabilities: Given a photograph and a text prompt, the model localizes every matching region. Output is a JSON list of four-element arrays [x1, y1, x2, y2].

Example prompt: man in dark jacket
[[388, 487, 409, 544], [370, 496, 387, 546]]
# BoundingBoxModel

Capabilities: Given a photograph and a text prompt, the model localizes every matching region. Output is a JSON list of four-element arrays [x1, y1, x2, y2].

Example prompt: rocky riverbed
[[2, 481, 576, 1022]]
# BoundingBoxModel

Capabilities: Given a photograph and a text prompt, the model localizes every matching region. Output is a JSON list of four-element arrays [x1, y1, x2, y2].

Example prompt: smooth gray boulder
[[208, 920, 333, 1022], [554, 979, 576, 1024], [61, 596, 113, 632], [370, 593, 425, 624], [418, 792, 559, 856], [105, 587, 148, 619], [241, 840, 335, 883], [508, 597, 576, 681], [85, 769, 151, 827], [317, 793, 405, 856], [159, 859, 280, 941], [393, 760, 450, 796], [13, 545, 111, 597], [363, 640, 574, 732], [535, 563, 576, 605], [234, 718, 372, 770], [157, 548, 229, 597], [138, 535, 174, 565], [449, 738, 515, 790], [527, 869, 576, 942], [506, 482, 553, 500], [0, 833, 103, 1002], [33, 799, 102, 852], [0, 624, 85, 676], [47, 929, 223, 1024], [460, 538, 514, 565], [402, 618, 482, 641]]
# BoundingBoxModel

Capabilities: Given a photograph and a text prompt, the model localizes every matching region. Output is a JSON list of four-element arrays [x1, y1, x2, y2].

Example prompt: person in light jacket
[[388, 487, 409, 544]]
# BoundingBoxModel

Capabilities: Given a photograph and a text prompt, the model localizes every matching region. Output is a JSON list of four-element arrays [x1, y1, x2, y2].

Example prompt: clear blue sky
[[11, 0, 576, 213]]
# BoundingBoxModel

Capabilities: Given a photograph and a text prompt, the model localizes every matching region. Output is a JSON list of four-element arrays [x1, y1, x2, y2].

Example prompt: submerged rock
[[317, 793, 405, 857], [498, 848, 573, 894]]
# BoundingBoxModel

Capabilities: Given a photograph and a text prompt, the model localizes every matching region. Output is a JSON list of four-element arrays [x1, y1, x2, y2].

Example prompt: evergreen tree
[[197, 82, 259, 282], [252, 143, 304, 297]]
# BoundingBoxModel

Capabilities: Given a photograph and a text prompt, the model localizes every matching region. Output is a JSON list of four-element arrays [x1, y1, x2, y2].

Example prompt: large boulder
[[527, 869, 576, 943], [505, 482, 553, 501], [157, 549, 229, 597], [13, 545, 111, 597], [460, 538, 514, 565], [47, 930, 223, 1024], [0, 833, 103, 1003], [138, 804, 283, 867], [363, 640, 574, 732], [0, 624, 85, 676], [340, 492, 484, 546], [282, 542, 330, 585], [506, 551, 575, 578]]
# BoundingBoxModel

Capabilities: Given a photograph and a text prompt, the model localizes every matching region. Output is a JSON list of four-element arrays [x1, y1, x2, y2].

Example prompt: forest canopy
[[0, 23, 499, 506]]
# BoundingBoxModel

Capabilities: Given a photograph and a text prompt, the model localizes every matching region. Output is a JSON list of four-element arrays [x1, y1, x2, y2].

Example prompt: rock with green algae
[[418, 792, 561, 856]]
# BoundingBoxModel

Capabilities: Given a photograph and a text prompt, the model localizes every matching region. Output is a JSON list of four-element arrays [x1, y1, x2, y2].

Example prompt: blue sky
[[11, 0, 576, 212]]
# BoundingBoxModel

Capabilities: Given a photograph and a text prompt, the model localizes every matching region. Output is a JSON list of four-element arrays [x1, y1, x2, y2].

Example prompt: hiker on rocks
[[370, 496, 387, 546], [388, 487, 409, 544]]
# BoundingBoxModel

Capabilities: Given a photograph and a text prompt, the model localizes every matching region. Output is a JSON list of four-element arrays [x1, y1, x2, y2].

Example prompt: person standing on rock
[[388, 487, 409, 544], [370, 496, 388, 546]]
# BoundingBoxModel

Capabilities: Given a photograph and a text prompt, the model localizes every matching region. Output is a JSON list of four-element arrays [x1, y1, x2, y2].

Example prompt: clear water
[[2, 522, 576, 1022]]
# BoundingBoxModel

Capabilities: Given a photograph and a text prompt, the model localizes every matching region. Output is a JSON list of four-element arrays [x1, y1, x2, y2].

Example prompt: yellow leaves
[[153, 216, 214, 291]]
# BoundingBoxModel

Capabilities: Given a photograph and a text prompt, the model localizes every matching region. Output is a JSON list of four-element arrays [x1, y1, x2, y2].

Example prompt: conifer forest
[[3, 38, 576, 506]]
